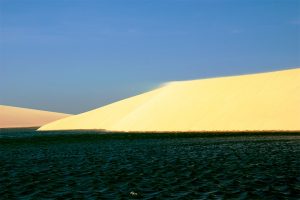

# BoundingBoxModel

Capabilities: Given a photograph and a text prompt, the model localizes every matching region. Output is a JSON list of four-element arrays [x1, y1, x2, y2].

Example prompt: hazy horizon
[[1, 0, 299, 114]]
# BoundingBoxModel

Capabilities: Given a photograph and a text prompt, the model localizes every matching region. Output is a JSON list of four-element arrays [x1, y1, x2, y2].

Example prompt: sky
[[0, 0, 299, 114]]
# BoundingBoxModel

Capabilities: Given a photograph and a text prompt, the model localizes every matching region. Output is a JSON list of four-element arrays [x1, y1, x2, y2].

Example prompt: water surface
[[1, 129, 299, 199]]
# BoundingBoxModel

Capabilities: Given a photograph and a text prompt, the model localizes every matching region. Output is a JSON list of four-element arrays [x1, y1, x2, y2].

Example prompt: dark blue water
[[1, 129, 299, 199]]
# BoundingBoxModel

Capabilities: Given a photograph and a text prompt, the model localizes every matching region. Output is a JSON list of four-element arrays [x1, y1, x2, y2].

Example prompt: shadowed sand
[[39, 68, 300, 132], [0, 105, 71, 128]]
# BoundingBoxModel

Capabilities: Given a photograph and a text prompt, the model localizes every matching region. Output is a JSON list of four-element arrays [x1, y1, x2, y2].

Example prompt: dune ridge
[[39, 68, 300, 132], [0, 105, 71, 128]]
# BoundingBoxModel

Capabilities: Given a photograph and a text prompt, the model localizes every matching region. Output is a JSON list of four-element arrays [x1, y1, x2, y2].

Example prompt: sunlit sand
[[0, 105, 71, 128], [38, 68, 300, 132]]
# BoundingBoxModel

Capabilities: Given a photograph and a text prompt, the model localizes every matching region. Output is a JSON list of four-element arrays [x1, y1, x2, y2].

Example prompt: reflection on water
[[0, 129, 299, 199]]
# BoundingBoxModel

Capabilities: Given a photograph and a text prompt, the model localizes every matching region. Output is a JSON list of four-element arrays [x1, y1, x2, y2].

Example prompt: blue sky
[[1, 0, 299, 114]]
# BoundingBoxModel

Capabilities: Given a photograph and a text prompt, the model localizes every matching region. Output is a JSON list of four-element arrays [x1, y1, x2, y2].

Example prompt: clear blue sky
[[1, 0, 299, 114]]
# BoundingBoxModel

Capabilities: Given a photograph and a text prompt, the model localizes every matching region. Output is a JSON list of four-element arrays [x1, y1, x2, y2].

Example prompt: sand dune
[[39, 68, 300, 132], [0, 105, 71, 128]]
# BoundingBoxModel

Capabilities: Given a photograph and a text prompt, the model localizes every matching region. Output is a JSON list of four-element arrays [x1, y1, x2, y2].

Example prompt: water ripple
[[0, 131, 299, 199]]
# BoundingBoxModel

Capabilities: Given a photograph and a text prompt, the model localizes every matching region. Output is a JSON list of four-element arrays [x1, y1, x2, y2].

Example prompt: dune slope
[[39, 68, 300, 132], [0, 105, 71, 128]]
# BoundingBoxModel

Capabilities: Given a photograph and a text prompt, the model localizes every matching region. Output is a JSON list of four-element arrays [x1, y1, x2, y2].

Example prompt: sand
[[0, 105, 71, 128], [38, 68, 300, 132]]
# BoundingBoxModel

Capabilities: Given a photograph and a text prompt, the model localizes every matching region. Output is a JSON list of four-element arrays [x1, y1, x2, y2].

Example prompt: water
[[1, 129, 299, 199]]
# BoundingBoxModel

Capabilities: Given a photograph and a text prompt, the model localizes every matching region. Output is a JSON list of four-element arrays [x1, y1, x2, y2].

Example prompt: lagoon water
[[1, 129, 299, 199]]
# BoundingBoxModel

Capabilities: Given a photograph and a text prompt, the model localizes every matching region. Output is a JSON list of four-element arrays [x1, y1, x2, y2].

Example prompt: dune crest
[[39, 68, 300, 132], [0, 105, 71, 128]]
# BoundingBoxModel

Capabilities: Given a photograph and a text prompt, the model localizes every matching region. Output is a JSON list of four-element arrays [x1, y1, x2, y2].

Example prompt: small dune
[[0, 105, 71, 128]]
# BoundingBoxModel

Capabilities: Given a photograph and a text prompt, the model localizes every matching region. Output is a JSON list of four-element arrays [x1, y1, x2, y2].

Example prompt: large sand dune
[[0, 105, 71, 128], [39, 68, 300, 132]]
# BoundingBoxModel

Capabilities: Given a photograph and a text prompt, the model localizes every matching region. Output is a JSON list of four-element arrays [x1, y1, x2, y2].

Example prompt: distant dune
[[39, 68, 300, 132], [0, 105, 71, 128]]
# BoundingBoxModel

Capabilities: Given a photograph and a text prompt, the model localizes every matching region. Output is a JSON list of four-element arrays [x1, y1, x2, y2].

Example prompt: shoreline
[[1, 127, 300, 135], [1, 128, 300, 146]]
